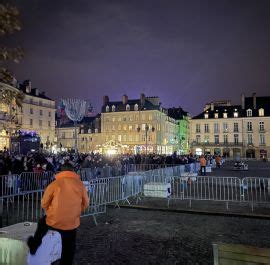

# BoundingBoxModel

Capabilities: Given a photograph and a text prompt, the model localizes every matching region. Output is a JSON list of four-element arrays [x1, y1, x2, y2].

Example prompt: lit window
[[259, 108, 264, 117], [233, 112, 238, 118], [106, 105, 109, 112], [246, 109, 252, 117], [214, 113, 218, 118], [223, 113, 227, 118], [126, 104, 130, 111], [204, 113, 209, 119], [112, 105, 115, 112]]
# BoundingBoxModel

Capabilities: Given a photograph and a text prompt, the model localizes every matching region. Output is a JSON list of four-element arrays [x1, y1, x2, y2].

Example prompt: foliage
[[0, 87, 24, 108], [0, 2, 23, 85]]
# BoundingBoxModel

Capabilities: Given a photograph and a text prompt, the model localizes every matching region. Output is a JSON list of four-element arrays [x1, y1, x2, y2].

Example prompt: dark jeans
[[29, 216, 77, 265], [57, 228, 77, 265], [201, 166, 206, 176]]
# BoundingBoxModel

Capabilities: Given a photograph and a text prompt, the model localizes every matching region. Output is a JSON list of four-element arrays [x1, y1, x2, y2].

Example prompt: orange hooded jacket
[[41, 171, 89, 230]]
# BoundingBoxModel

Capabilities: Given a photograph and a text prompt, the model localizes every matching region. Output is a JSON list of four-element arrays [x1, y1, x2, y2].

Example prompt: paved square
[[74, 208, 270, 264]]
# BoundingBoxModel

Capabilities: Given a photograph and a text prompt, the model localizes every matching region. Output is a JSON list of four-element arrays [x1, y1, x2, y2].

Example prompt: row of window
[[28, 98, 54, 108], [29, 119, 51, 127], [104, 134, 154, 142], [105, 104, 138, 112], [29, 108, 51, 117], [105, 114, 153, 122], [103, 124, 158, 132], [204, 108, 264, 119], [195, 134, 265, 145], [195, 122, 265, 133]]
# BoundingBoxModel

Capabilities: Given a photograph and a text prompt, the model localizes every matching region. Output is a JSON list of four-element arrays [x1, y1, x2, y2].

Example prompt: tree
[[0, 2, 23, 85]]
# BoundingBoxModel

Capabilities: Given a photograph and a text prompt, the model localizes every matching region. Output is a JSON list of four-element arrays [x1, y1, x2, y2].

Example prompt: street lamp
[[137, 124, 155, 155]]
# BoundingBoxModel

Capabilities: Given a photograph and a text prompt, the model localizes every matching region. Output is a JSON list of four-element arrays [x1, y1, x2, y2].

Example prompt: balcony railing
[[191, 142, 244, 147]]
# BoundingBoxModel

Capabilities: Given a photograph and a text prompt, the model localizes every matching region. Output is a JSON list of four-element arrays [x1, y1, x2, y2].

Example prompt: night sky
[[7, 0, 270, 116]]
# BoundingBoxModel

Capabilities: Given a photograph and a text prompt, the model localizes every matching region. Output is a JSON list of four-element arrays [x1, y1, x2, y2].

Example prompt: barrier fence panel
[[82, 182, 107, 224], [170, 176, 242, 203], [241, 177, 270, 206], [0, 174, 20, 196], [19, 172, 55, 192], [0, 190, 44, 227]]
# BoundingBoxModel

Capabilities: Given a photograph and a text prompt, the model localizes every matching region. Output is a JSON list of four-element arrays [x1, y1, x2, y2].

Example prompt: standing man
[[41, 162, 89, 264], [199, 155, 206, 176]]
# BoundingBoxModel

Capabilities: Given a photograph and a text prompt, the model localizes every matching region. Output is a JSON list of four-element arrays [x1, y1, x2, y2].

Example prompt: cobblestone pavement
[[73, 208, 270, 265]]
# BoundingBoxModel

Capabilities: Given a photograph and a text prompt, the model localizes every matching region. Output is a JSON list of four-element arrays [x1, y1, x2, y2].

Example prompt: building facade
[[57, 94, 180, 155], [19, 80, 56, 148], [99, 94, 178, 154], [190, 94, 270, 158], [0, 82, 22, 150], [167, 107, 190, 154]]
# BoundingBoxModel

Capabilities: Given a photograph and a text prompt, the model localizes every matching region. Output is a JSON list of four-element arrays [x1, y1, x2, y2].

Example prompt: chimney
[[24, 80, 31, 93], [122, 94, 128, 104], [140, 93, 145, 107], [103, 95, 109, 106], [210, 102, 214, 111], [34, 88, 39, 96], [252, 93, 256, 109], [241, 93, 245, 109]]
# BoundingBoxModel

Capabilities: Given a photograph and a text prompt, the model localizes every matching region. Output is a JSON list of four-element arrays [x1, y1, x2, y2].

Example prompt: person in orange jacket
[[199, 155, 206, 176], [215, 155, 222, 168], [28, 161, 89, 265]]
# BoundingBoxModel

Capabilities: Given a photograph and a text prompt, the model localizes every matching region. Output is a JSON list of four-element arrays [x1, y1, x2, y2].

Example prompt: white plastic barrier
[[144, 182, 171, 198]]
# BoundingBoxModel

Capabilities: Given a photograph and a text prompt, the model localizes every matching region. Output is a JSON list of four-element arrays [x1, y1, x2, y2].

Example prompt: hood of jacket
[[55, 170, 80, 181]]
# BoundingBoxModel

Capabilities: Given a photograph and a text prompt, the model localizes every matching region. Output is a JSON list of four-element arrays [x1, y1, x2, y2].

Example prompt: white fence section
[[1, 163, 270, 228]]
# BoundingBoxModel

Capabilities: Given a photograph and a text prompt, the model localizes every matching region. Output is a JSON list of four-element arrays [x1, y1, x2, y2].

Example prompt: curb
[[108, 204, 270, 220]]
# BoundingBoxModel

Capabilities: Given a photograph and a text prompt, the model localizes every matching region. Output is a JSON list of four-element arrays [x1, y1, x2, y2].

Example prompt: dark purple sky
[[8, 0, 270, 115]]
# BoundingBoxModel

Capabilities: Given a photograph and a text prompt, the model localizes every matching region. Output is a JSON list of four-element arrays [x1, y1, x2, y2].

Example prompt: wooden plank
[[213, 243, 220, 265], [219, 251, 270, 264], [218, 243, 270, 257], [219, 257, 258, 265]]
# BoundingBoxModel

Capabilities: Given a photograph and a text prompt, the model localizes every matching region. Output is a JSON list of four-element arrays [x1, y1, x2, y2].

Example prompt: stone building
[[0, 82, 22, 150], [100, 94, 178, 154], [19, 80, 56, 148], [167, 107, 190, 155], [190, 93, 270, 158]]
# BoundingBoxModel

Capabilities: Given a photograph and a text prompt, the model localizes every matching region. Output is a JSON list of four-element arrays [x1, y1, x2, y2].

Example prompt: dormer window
[[204, 113, 209, 119], [214, 113, 219, 118], [112, 105, 116, 112], [259, 108, 264, 117], [106, 105, 109, 112], [247, 109, 252, 117], [134, 104, 138, 111], [233, 112, 238, 118], [223, 113, 228, 118], [88, 129, 92, 133], [126, 104, 130, 111]]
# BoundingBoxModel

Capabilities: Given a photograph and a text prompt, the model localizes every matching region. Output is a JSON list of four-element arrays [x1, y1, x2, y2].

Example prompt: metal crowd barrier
[[169, 176, 242, 208], [81, 181, 107, 225], [0, 181, 108, 228], [0, 190, 44, 227], [0, 172, 55, 197]]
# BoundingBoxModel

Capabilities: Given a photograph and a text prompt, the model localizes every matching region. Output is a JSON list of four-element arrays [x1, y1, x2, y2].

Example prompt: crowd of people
[[0, 150, 223, 176]]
